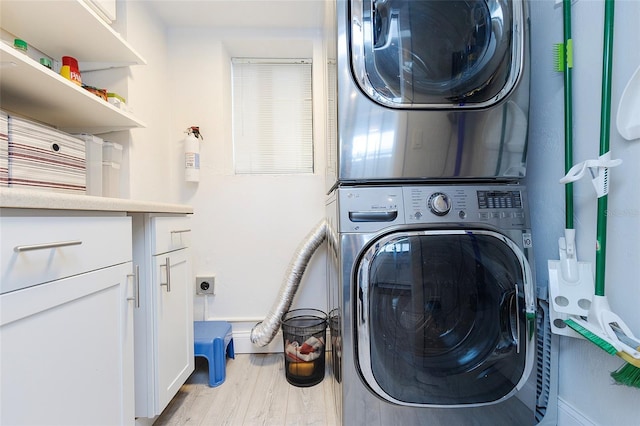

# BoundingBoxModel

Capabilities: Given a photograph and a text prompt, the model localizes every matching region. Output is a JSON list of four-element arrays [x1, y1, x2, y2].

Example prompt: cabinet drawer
[[151, 216, 190, 255], [0, 215, 132, 294]]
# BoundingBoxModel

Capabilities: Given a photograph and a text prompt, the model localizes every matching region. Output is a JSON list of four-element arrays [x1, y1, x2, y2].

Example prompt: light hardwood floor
[[154, 353, 339, 426]]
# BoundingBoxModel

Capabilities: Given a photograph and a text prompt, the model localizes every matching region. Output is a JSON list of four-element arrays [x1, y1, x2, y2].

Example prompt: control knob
[[428, 192, 451, 216]]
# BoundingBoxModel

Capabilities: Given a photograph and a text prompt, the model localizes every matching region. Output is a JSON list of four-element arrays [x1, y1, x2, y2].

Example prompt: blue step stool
[[194, 321, 235, 387]]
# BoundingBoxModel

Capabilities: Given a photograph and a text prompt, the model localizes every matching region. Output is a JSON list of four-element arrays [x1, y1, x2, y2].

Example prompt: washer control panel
[[403, 185, 529, 230], [336, 184, 530, 232], [477, 190, 523, 209]]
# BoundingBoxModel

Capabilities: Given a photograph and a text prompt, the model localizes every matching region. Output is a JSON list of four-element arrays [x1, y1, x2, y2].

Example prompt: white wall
[[86, 0, 173, 202], [125, 1, 175, 202], [166, 27, 328, 352], [527, 1, 640, 425]]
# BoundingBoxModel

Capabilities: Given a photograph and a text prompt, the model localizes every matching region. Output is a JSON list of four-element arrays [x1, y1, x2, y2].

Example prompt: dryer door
[[355, 229, 534, 407], [350, 0, 524, 108]]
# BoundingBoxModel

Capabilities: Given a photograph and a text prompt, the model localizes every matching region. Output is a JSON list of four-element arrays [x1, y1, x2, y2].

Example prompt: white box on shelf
[[74, 133, 103, 196], [102, 161, 120, 198], [8, 116, 86, 194]]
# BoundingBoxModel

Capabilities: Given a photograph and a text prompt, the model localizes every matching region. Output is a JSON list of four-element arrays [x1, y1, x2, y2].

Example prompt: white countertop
[[0, 188, 193, 214]]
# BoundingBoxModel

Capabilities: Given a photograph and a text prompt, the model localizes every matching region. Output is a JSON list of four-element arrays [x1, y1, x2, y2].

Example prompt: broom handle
[[563, 0, 574, 230], [595, 0, 615, 297]]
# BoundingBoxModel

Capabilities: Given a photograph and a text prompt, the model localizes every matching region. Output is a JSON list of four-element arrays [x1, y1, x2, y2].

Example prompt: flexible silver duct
[[250, 219, 328, 347]]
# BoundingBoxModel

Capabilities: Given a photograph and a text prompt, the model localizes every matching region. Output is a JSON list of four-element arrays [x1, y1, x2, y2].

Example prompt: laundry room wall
[[165, 25, 328, 352], [527, 1, 640, 425], [87, 0, 175, 202]]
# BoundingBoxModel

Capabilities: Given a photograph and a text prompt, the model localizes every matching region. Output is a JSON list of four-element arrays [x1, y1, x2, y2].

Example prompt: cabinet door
[[153, 248, 194, 414], [0, 262, 135, 426]]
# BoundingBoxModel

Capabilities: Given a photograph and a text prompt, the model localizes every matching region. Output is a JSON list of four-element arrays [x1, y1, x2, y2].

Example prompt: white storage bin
[[8, 116, 85, 194], [74, 133, 103, 196], [102, 141, 123, 164], [102, 161, 120, 198]]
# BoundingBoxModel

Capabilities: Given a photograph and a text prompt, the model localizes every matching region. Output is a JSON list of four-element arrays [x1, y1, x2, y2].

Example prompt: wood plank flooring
[[154, 353, 339, 426]]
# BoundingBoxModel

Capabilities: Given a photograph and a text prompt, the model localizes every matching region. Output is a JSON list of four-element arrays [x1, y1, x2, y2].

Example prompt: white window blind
[[232, 58, 313, 174]]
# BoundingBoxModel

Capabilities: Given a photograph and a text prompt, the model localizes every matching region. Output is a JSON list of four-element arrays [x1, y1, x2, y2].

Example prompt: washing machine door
[[350, 0, 524, 108], [355, 229, 535, 407]]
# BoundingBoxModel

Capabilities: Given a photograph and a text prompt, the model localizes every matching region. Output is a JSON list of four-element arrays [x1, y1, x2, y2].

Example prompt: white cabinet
[[83, 0, 118, 24], [153, 246, 193, 408], [0, 213, 135, 425], [0, 0, 146, 134], [132, 214, 194, 418]]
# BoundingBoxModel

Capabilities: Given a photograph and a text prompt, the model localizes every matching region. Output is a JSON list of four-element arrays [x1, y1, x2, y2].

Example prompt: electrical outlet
[[196, 275, 215, 295]]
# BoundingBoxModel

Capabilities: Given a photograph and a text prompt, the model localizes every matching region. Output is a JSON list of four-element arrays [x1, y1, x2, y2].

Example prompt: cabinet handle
[[127, 265, 140, 308], [160, 257, 171, 292], [170, 229, 191, 234], [14, 240, 82, 252]]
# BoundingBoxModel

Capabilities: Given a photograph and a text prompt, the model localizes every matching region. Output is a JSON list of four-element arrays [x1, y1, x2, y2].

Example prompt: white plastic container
[[74, 133, 103, 196], [102, 141, 123, 164], [101, 141, 122, 198], [102, 161, 120, 198]]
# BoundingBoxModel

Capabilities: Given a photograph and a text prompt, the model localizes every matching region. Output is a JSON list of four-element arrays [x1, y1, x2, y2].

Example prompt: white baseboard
[[232, 327, 284, 354], [207, 319, 284, 354], [134, 416, 156, 426], [557, 397, 596, 426], [223, 318, 336, 354]]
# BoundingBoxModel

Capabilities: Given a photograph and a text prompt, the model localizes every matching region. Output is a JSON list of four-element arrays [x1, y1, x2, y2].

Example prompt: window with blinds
[[232, 58, 313, 174]]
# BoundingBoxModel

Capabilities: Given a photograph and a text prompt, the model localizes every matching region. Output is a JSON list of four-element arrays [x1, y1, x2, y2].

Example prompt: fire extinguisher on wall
[[184, 126, 203, 182]]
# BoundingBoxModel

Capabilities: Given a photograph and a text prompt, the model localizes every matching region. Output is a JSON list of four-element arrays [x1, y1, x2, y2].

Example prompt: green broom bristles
[[564, 318, 618, 355], [611, 362, 640, 388], [566, 318, 640, 388]]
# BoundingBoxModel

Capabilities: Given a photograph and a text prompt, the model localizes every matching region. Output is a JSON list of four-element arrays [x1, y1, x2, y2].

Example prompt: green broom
[[563, 0, 640, 388], [548, 0, 596, 338]]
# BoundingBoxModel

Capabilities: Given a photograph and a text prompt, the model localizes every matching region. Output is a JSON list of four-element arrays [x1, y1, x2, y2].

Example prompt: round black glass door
[[352, 0, 521, 107], [356, 230, 532, 406]]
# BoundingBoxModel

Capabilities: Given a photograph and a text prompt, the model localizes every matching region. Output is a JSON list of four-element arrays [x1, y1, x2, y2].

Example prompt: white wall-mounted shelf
[[0, 0, 146, 67], [0, 44, 146, 134]]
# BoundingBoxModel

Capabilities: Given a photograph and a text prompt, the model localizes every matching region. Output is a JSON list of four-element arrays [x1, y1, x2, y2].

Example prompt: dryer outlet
[[196, 275, 215, 295]]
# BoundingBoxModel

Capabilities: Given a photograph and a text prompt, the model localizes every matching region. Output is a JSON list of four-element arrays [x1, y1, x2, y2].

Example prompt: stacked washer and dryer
[[325, 0, 552, 424]]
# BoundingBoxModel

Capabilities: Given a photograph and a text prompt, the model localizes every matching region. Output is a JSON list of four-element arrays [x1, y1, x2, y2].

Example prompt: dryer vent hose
[[250, 219, 328, 347]]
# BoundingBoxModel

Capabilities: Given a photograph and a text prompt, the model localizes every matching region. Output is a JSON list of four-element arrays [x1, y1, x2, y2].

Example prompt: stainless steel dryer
[[326, 0, 531, 190], [326, 184, 537, 424]]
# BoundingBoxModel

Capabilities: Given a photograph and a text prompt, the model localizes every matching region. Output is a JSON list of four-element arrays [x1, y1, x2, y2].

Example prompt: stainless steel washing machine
[[326, 184, 537, 424], [326, 0, 531, 191]]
